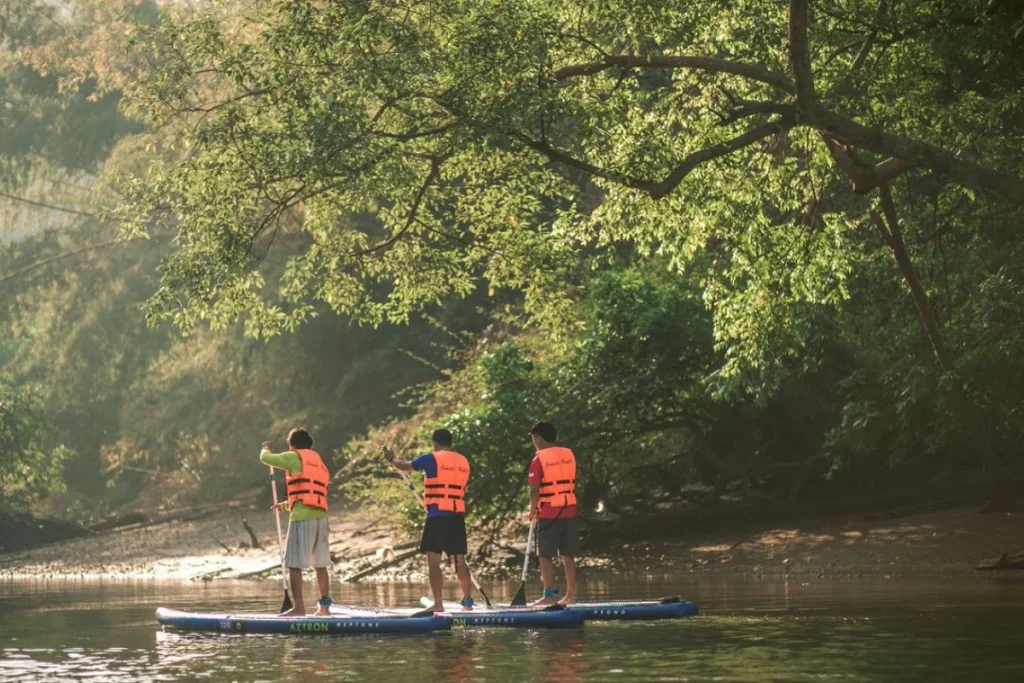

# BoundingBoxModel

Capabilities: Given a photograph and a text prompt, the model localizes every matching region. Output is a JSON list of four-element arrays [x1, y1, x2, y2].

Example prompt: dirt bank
[[0, 505, 415, 582], [2, 500, 1023, 583]]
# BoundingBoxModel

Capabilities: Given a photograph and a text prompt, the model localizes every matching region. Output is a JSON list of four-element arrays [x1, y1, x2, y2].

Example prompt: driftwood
[[230, 540, 418, 580], [239, 515, 261, 549], [87, 498, 256, 536], [341, 549, 419, 583], [209, 536, 232, 552], [976, 552, 1024, 571], [194, 567, 235, 581], [232, 562, 285, 580]]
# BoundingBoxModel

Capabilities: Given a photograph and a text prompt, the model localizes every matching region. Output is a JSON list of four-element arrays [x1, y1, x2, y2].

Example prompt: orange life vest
[[537, 446, 576, 508], [285, 449, 329, 511], [423, 450, 470, 513]]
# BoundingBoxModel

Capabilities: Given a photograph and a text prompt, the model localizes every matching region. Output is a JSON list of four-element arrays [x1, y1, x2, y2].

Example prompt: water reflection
[[2, 577, 1023, 682]]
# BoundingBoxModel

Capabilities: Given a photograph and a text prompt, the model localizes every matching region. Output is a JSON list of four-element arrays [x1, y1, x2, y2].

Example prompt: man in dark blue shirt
[[383, 429, 473, 612]]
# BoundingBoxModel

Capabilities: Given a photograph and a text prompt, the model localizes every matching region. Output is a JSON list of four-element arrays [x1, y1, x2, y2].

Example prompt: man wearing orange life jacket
[[382, 429, 474, 613], [260, 428, 332, 617], [528, 421, 580, 606]]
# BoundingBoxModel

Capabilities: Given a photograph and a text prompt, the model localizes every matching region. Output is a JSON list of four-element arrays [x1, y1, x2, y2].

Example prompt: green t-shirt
[[260, 448, 329, 522]]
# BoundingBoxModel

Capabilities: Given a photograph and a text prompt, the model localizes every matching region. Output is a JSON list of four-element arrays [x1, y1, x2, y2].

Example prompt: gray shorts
[[284, 518, 332, 569], [536, 516, 580, 559]]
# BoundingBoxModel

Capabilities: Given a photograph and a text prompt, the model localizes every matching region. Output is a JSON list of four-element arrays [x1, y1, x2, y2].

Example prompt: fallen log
[[229, 540, 418, 580], [88, 498, 256, 536], [976, 552, 1024, 571], [341, 549, 419, 583]]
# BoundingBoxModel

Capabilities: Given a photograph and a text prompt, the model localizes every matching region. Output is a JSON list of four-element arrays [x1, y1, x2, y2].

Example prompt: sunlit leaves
[[0, 379, 71, 507]]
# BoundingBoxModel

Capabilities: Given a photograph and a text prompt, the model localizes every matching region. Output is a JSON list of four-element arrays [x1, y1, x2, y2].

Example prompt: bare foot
[[313, 606, 330, 617], [532, 596, 558, 606], [411, 604, 445, 617], [278, 607, 306, 618], [557, 597, 576, 606]]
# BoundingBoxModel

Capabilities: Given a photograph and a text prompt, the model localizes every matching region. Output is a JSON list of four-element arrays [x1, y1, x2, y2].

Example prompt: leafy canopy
[[120, 0, 1023, 381]]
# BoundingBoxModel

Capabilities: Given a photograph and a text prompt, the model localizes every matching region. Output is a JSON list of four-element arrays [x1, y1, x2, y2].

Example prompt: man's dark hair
[[530, 421, 557, 443], [431, 428, 453, 447], [287, 428, 313, 449]]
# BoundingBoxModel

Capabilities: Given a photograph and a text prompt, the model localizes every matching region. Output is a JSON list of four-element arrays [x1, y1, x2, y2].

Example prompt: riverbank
[[2, 499, 1022, 582]]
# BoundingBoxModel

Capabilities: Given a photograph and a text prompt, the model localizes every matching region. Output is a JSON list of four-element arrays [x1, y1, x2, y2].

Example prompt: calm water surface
[[1, 576, 1022, 681]]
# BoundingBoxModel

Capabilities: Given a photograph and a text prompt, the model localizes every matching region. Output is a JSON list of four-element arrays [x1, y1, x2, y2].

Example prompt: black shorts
[[537, 516, 580, 559], [419, 515, 468, 556]]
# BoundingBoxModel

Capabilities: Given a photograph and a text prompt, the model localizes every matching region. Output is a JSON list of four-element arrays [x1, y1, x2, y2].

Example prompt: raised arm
[[260, 441, 301, 474], [381, 445, 415, 472]]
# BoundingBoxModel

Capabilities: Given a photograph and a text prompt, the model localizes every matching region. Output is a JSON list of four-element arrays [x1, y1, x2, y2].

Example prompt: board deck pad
[[332, 602, 585, 628]]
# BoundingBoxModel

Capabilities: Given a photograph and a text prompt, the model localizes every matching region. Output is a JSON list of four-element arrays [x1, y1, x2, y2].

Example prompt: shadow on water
[[2, 576, 1023, 681]]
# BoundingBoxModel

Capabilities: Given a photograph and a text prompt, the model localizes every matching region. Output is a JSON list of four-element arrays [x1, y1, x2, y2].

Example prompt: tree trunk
[[871, 184, 1015, 511]]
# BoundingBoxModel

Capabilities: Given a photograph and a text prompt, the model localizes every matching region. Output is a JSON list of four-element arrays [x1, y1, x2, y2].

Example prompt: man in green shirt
[[261, 428, 332, 617]]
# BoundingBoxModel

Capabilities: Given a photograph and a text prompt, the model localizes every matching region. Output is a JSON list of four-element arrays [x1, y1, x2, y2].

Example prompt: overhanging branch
[[821, 135, 913, 194], [819, 110, 1024, 199], [514, 133, 658, 194], [517, 113, 793, 200], [350, 157, 443, 257], [554, 55, 796, 96]]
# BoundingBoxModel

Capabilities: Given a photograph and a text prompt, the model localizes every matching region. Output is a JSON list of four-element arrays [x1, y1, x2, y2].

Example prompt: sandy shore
[[0, 506, 415, 582], [1, 503, 1022, 582]]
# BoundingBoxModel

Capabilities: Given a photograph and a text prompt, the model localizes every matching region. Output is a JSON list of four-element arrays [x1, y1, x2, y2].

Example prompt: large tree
[[123, 0, 1024, 502]]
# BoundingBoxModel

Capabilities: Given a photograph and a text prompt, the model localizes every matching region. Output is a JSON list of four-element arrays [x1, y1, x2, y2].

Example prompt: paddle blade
[[510, 580, 527, 606], [280, 590, 293, 613]]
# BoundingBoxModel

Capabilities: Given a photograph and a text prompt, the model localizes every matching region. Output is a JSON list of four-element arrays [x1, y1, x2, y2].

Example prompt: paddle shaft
[[392, 464, 425, 507], [520, 521, 536, 582], [388, 458, 492, 607], [269, 466, 290, 593]]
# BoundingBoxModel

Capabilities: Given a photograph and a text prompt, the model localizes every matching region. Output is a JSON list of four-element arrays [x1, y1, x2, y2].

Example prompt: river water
[[1, 576, 1022, 681]]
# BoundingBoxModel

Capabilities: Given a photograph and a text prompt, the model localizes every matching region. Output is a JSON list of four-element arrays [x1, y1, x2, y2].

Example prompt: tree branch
[[849, 0, 889, 74], [519, 113, 794, 199], [350, 157, 443, 257], [0, 237, 153, 286], [513, 134, 658, 194], [870, 185, 954, 372], [652, 115, 796, 199], [788, 0, 817, 116], [373, 121, 459, 141], [0, 190, 96, 218], [819, 110, 1024, 200], [820, 135, 913, 193], [716, 100, 792, 127], [554, 55, 797, 96]]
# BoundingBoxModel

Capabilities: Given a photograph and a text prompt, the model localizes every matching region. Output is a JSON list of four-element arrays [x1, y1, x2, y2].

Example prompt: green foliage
[[0, 378, 71, 508], [5, 0, 1024, 520], [0, 217, 489, 511], [344, 266, 729, 523]]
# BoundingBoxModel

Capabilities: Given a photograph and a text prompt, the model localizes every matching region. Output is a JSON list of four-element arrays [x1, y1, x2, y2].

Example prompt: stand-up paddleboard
[[333, 603, 584, 628], [156, 607, 451, 635], [566, 596, 698, 620], [424, 595, 699, 621]]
